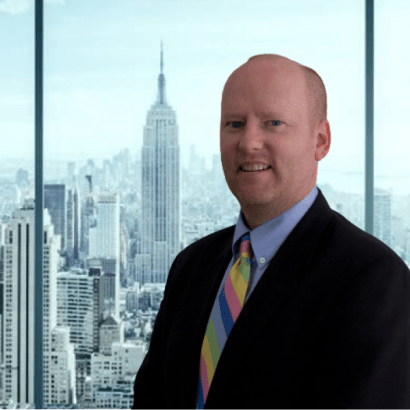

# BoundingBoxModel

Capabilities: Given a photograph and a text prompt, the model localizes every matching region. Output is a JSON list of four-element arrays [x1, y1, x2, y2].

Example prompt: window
[[374, 0, 410, 259], [0, 0, 35, 406], [43, 1, 365, 407], [2, 0, 409, 408]]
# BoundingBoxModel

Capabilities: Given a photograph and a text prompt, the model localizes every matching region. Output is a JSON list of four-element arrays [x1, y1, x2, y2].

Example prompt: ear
[[315, 119, 331, 161]]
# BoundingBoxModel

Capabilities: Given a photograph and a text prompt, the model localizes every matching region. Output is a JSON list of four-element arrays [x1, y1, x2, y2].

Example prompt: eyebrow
[[222, 110, 284, 118], [221, 111, 298, 125]]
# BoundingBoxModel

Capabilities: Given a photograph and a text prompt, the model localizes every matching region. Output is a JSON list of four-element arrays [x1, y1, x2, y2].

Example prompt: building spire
[[156, 41, 167, 105], [160, 41, 164, 75]]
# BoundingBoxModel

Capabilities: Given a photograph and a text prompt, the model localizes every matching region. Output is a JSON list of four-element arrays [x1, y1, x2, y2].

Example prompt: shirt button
[[260, 257, 265, 264]]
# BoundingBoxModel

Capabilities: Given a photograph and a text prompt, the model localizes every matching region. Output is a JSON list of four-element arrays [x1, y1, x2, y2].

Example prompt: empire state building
[[140, 44, 180, 284]]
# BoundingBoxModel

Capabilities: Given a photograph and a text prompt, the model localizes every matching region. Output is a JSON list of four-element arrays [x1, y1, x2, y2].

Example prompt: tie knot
[[238, 233, 253, 258]]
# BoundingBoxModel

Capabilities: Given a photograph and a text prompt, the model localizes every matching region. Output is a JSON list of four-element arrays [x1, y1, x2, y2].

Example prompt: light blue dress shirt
[[213, 186, 319, 305]]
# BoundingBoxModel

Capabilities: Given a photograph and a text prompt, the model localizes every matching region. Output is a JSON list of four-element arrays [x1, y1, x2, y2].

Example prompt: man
[[133, 54, 410, 408]]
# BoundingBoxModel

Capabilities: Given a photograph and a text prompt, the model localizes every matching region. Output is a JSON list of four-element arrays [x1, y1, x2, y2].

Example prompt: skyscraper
[[141, 43, 180, 285], [66, 181, 81, 266], [57, 268, 93, 403], [89, 194, 120, 318], [80, 175, 97, 259], [2, 202, 70, 407], [44, 184, 66, 250], [3, 202, 36, 406], [89, 194, 120, 263], [88, 262, 103, 353]]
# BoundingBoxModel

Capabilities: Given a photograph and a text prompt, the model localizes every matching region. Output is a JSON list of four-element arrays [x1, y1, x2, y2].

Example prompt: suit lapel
[[189, 230, 234, 349], [180, 226, 234, 406]]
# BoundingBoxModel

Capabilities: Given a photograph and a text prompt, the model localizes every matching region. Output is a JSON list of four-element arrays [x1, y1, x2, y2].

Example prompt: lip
[[238, 168, 271, 174], [238, 164, 272, 172], [238, 161, 271, 169]]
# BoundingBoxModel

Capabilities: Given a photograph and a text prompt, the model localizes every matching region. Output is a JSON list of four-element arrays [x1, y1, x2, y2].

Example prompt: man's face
[[220, 58, 320, 216]]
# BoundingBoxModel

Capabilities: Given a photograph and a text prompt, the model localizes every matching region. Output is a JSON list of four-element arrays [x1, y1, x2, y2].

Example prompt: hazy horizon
[[1, 0, 409, 183]]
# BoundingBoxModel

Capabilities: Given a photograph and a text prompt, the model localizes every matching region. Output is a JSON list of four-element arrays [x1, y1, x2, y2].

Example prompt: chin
[[237, 194, 273, 208]]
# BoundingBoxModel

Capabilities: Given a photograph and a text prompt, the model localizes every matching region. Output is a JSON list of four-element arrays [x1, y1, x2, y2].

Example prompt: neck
[[241, 203, 289, 230], [241, 185, 315, 230]]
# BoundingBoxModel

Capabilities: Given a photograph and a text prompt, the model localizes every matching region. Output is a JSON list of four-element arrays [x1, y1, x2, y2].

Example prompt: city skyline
[[1, 0, 410, 179], [1, 137, 410, 406], [1, 1, 410, 406]]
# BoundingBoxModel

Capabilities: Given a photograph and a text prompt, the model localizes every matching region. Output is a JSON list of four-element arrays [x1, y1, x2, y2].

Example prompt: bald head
[[245, 54, 327, 133]]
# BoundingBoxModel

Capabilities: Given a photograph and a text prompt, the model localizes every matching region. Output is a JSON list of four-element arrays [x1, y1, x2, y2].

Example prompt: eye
[[226, 121, 244, 129], [268, 120, 282, 126]]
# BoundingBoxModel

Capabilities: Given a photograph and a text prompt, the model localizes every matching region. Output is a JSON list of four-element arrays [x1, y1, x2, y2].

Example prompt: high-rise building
[[91, 342, 145, 408], [44, 184, 66, 250], [57, 268, 93, 402], [89, 194, 120, 317], [80, 176, 97, 259], [89, 194, 120, 262], [48, 326, 77, 405], [99, 269, 117, 320], [99, 316, 123, 355], [0, 222, 5, 365], [66, 182, 81, 266], [2, 202, 71, 407], [119, 221, 129, 286], [15, 169, 29, 190], [125, 284, 139, 315], [2, 202, 36, 406], [141, 43, 180, 285], [57, 269, 93, 356], [88, 262, 103, 353]]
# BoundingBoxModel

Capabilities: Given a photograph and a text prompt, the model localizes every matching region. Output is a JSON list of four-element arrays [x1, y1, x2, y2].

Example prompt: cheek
[[220, 150, 232, 176], [220, 141, 236, 165]]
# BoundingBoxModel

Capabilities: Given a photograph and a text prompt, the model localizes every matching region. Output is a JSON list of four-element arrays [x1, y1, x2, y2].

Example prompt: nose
[[237, 119, 264, 153]]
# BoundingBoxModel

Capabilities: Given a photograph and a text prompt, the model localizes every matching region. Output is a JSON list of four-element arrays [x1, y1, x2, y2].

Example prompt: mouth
[[239, 165, 272, 173]]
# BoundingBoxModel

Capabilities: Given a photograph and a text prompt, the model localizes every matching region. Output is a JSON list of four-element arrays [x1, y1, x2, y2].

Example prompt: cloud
[[0, 0, 31, 15], [0, 0, 64, 15]]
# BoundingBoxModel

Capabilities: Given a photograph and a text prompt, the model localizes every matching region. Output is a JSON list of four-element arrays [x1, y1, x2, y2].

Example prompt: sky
[[0, 0, 409, 187]]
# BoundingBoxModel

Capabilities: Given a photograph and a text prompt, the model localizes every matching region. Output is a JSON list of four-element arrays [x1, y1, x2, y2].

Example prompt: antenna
[[160, 41, 164, 74]]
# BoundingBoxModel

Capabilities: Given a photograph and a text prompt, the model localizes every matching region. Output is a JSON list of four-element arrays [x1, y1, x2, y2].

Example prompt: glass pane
[[0, 3, 35, 408], [375, 0, 410, 264], [43, 0, 364, 407]]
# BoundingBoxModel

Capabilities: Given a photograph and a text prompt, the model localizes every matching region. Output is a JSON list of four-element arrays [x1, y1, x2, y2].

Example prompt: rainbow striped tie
[[196, 233, 254, 408]]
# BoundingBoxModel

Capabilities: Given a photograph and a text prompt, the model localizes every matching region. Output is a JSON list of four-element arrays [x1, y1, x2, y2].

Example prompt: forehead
[[221, 59, 307, 115]]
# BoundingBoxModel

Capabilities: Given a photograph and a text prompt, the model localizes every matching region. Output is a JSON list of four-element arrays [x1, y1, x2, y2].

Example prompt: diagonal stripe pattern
[[196, 233, 253, 408]]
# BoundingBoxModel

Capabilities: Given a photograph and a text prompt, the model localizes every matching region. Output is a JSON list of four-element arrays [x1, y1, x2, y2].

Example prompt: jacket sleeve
[[314, 254, 410, 408], [132, 254, 180, 409]]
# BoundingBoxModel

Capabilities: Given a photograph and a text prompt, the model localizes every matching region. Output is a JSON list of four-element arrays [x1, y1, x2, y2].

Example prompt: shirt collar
[[232, 186, 319, 269]]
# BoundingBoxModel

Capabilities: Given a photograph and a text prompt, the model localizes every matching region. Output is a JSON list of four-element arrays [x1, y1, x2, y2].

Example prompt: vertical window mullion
[[365, 0, 374, 235], [34, 0, 44, 408]]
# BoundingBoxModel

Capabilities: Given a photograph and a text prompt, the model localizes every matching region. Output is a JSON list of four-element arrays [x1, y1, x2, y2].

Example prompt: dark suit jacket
[[133, 187, 410, 408]]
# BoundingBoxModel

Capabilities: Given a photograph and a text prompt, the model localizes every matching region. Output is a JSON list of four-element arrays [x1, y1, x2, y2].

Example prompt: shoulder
[[329, 209, 405, 265], [178, 224, 235, 259], [165, 224, 235, 288], [295, 188, 407, 276], [318, 209, 410, 289]]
